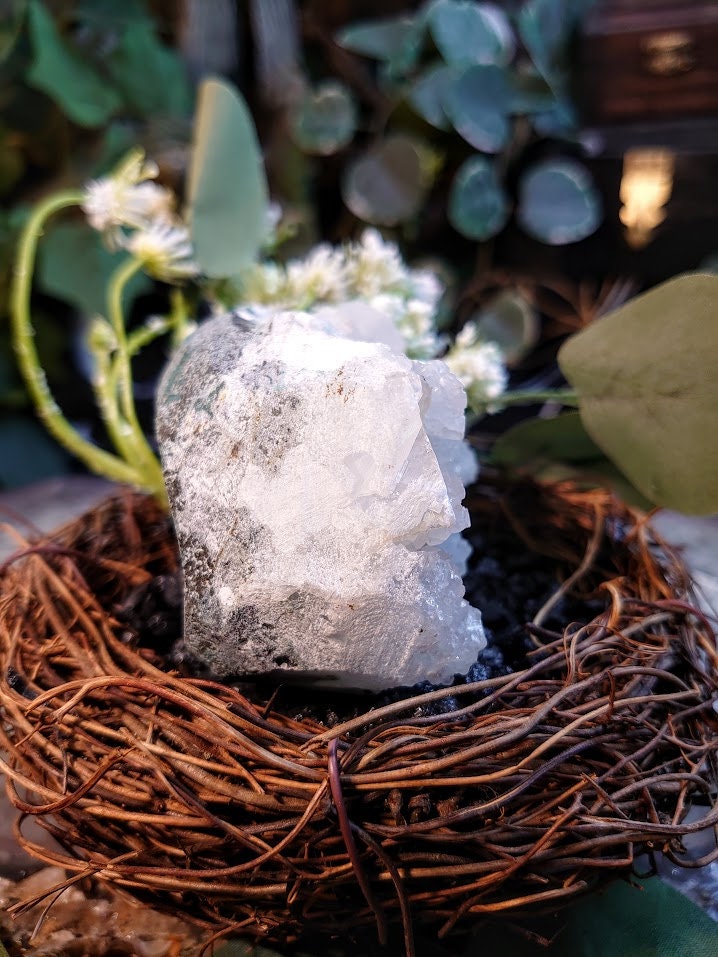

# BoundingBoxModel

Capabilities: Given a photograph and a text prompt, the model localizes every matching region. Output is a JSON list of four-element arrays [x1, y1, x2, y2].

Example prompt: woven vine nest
[[1, 479, 718, 955]]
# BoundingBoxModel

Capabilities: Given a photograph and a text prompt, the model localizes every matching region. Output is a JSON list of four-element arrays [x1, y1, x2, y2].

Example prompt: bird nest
[[1, 480, 717, 955]]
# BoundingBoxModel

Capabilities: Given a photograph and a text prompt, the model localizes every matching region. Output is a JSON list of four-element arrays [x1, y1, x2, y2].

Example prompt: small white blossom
[[408, 268, 444, 310], [285, 243, 347, 305], [82, 151, 175, 239], [125, 223, 199, 283], [239, 262, 288, 304], [398, 299, 446, 359], [444, 333, 508, 410], [345, 228, 407, 298]]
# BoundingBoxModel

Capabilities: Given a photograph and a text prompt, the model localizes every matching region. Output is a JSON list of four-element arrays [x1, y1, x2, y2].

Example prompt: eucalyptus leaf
[[408, 62, 453, 130], [490, 412, 652, 507], [428, 0, 514, 67], [337, 14, 418, 62], [0, 0, 26, 63], [532, 97, 579, 137], [518, 159, 601, 245], [39, 222, 150, 317], [519, 0, 596, 87], [471, 290, 539, 363], [491, 411, 602, 468], [105, 21, 192, 118], [290, 80, 357, 156], [558, 273, 718, 514], [443, 64, 510, 153], [26, 0, 122, 127], [187, 78, 269, 278], [342, 134, 424, 226], [448, 154, 509, 240]]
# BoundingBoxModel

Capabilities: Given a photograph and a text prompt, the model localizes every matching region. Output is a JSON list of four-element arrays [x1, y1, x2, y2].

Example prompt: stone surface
[[156, 310, 485, 690]]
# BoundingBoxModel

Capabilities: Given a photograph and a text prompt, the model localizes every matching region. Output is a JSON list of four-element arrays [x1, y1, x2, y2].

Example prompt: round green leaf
[[408, 62, 453, 130], [337, 14, 420, 63], [471, 291, 539, 364], [187, 78, 269, 278], [518, 159, 601, 245], [558, 273, 718, 514], [26, 0, 122, 127], [448, 155, 509, 240], [428, 0, 515, 67], [290, 81, 357, 156], [0, 0, 26, 63], [342, 135, 424, 226], [443, 64, 510, 153]]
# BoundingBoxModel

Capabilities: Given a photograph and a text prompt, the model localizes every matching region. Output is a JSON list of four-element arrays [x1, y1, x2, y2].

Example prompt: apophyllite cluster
[[157, 291, 489, 690]]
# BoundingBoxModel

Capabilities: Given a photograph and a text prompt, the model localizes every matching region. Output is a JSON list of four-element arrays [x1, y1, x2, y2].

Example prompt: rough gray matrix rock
[[156, 310, 485, 690]]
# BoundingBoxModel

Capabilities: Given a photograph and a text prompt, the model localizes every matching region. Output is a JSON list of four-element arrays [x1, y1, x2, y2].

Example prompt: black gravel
[[114, 492, 607, 724]]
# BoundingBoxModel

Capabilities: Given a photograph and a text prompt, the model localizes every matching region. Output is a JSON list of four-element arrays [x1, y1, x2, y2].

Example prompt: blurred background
[[0, 0, 717, 491]]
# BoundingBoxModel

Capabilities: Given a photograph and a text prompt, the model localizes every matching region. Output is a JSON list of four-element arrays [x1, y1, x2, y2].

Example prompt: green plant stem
[[106, 256, 168, 507], [498, 388, 580, 408], [10, 190, 144, 489]]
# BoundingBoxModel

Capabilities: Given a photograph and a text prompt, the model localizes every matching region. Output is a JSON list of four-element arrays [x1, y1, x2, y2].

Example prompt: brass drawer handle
[[641, 30, 697, 76]]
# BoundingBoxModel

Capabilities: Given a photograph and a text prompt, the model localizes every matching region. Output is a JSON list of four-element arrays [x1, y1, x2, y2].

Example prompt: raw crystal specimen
[[156, 310, 485, 690]]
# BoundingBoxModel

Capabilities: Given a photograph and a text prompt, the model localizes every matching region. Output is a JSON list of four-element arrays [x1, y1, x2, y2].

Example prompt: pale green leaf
[[448, 155, 509, 240], [518, 0, 597, 88], [342, 134, 424, 226], [0, 0, 27, 62], [518, 159, 601, 245], [428, 0, 515, 67], [471, 291, 539, 363], [337, 14, 418, 61], [290, 80, 357, 155], [38, 222, 149, 316], [26, 0, 122, 127], [408, 62, 453, 130], [443, 64, 510, 153], [187, 78, 269, 278], [105, 21, 192, 118], [558, 273, 718, 514]]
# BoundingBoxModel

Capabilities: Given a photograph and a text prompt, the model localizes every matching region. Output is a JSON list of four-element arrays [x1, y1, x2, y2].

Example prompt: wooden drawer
[[580, 0, 718, 124]]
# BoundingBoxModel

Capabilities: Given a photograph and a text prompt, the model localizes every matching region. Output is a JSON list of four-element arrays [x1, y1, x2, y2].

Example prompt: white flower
[[285, 243, 347, 305], [82, 150, 175, 238], [345, 228, 407, 298], [444, 335, 508, 409], [125, 222, 199, 283], [239, 262, 289, 304], [408, 268, 444, 310], [397, 298, 446, 359]]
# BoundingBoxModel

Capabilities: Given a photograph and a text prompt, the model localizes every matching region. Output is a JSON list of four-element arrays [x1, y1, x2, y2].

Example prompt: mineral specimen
[[156, 309, 485, 690]]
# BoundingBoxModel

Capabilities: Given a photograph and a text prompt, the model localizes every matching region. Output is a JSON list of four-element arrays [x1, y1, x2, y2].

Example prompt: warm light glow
[[619, 148, 675, 248]]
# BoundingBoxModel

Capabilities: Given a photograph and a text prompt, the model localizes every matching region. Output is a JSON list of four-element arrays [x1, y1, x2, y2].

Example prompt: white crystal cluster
[[156, 309, 486, 690]]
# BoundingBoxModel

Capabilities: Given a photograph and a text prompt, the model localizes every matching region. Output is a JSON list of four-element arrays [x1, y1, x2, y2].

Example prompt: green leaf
[[443, 64, 510, 153], [448, 154, 509, 240], [558, 273, 718, 514], [0, 415, 70, 487], [105, 21, 192, 118], [428, 0, 515, 67], [342, 134, 425, 226], [26, 0, 123, 127], [337, 14, 418, 61], [0, 0, 27, 63], [290, 80, 357, 156], [38, 222, 150, 317], [187, 78, 269, 278], [471, 290, 539, 363], [519, 0, 597, 88], [518, 159, 601, 245], [492, 411, 602, 467], [408, 62, 453, 130]]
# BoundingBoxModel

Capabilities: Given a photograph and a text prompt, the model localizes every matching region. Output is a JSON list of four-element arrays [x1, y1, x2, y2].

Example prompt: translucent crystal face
[[156, 310, 485, 690]]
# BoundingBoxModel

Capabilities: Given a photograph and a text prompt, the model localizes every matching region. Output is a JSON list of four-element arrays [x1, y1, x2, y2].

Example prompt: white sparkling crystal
[[156, 310, 485, 690]]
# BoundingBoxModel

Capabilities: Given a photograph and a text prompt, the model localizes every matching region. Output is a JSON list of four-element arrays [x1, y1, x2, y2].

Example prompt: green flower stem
[[168, 288, 192, 347], [106, 255, 168, 507], [10, 190, 144, 489], [497, 388, 580, 408]]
